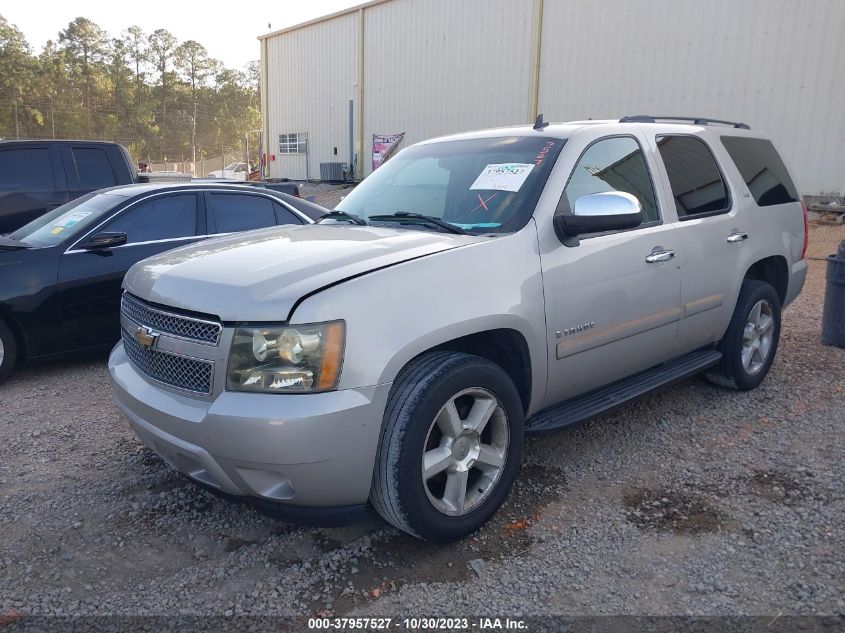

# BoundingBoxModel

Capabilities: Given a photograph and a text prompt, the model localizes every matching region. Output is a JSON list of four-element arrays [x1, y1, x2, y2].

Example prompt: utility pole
[[14, 99, 20, 139], [191, 101, 197, 167], [244, 133, 249, 175]]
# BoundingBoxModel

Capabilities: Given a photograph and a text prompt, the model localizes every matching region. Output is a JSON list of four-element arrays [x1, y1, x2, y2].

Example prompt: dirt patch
[[223, 537, 258, 553], [751, 469, 813, 505], [313, 533, 343, 554], [316, 462, 568, 614], [146, 477, 190, 496], [623, 488, 730, 535]]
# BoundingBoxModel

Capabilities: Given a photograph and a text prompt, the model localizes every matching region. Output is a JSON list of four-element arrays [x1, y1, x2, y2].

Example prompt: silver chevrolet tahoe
[[109, 116, 808, 542]]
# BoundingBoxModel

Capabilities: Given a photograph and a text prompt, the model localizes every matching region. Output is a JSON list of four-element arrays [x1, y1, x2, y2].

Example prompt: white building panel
[[260, 0, 843, 194], [263, 12, 358, 180], [362, 0, 534, 175], [537, 0, 845, 195]]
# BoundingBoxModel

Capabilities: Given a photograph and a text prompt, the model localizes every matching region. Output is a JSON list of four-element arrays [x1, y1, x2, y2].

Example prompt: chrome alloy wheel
[[742, 299, 774, 375], [421, 387, 509, 517], [0, 336, 4, 365]]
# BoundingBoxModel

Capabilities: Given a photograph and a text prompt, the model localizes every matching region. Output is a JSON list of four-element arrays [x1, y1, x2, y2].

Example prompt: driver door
[[539, 134, 682, 406]]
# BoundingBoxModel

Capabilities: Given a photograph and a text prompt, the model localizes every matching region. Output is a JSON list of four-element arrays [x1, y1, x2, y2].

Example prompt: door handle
[[645, 250, 675, 263], [726, 232, 749, 243]]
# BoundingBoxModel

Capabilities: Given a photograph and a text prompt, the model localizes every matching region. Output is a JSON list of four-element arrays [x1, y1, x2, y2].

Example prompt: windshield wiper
[[370, 212, 467, 235], [318, 210, 369, 226]]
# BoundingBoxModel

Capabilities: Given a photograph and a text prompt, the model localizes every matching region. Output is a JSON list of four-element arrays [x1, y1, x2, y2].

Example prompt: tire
[[371, 351, 524, 542], [0, 318, 18, 383], [705, 280, 781, 391]]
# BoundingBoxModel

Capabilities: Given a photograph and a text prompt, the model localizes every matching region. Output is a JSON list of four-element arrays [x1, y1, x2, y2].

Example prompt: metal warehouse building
[[259, 0, 844, 196]]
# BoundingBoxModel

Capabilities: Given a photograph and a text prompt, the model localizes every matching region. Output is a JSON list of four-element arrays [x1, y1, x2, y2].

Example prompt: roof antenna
[[533, 113, 549, 131]]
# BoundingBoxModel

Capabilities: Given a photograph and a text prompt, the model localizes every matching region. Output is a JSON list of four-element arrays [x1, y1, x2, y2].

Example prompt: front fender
[[290, 222, 548, 414]]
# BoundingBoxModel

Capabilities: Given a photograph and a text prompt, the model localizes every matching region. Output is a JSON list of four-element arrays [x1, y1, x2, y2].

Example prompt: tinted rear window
[[210, 193, 277, 233], [73, 147, 116, 189], [273, 202, 304, 225], [721, 137, 798, 207], [0, 148, 54, 190], [657, 136, 730, 218]]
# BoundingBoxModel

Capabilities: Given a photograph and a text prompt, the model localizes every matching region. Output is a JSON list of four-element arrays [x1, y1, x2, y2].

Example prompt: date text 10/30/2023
[[307, 617, 528, 630]]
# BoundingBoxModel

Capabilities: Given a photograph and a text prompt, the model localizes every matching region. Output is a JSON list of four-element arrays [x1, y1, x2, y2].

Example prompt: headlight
[[226, 321, 345, 393]]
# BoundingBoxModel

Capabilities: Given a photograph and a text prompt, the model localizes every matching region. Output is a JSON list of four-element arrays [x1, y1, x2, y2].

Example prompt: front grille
[[121, 293, 221, 345], [121, 327, 214, 394]]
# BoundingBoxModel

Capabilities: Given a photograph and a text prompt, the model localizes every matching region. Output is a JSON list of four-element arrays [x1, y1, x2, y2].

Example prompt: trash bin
[[821, 239, 845, 347]]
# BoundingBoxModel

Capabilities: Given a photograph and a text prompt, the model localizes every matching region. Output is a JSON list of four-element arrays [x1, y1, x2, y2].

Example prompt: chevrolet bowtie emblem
[[134, 326, 159, 349]]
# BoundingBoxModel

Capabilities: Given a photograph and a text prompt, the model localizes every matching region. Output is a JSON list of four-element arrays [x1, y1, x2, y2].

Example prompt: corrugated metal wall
[[363, 0, 534, 171], [261, 0, 844, 194], [538, 0, 845, 195], [263, 12, 358, 180]]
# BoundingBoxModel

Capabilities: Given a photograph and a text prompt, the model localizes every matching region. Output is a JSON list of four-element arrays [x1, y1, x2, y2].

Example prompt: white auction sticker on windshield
[[470, 163, 535, 192], [53, 210, 93, 228]]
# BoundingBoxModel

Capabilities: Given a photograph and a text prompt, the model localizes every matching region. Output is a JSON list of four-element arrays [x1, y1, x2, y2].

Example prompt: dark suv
[[0, 140, 137, 233]]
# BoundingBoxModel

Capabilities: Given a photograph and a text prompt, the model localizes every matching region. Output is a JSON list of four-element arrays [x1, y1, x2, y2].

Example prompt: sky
[[3, 0, 362, 70]]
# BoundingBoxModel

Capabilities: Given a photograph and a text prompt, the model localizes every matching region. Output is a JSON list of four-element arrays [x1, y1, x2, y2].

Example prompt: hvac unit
[[319, 162, 347, 182]]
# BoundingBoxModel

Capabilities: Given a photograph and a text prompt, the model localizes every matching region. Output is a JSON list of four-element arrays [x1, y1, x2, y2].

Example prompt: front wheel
[[706, 280, 782, 391], [371, 352, 524, 542]]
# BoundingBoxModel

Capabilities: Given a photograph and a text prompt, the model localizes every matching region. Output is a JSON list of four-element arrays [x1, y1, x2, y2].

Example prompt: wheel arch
[[382, 324, 538, 416], [743, 255, 789, 304], [0, 304, 28, 361], [428, 329, 533, 414]]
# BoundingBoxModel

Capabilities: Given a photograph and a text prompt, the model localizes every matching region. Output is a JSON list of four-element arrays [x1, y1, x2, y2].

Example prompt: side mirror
[[553, 192, 643, 244], [81, 232, 128, 250]]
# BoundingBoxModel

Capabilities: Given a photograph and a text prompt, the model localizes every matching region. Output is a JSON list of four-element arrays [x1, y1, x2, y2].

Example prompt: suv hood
[[123, 224, 485, 321]]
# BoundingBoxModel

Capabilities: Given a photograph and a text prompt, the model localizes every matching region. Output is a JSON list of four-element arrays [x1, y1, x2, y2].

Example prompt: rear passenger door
[[57, 192, 204, 350], [649, 134, 745, 355], [205, 191, 304, 235], [0, 145, 67, 232]]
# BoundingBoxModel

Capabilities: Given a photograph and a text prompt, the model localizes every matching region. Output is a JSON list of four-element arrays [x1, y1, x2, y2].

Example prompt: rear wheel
[[371, 351, 524, 542], [706, 280, 781, 390], [0, 318, 18, 383]]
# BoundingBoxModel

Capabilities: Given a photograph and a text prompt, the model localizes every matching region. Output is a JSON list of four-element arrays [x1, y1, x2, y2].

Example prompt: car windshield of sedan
[[9, 192, 121, 248], [335, 136, 565, 234]]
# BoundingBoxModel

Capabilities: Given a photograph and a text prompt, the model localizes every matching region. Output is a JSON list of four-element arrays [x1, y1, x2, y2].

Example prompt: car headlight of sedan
[[226, 321, 345, 393]]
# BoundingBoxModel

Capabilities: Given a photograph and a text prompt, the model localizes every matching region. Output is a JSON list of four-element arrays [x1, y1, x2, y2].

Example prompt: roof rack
[[619, 115, 750, 130]]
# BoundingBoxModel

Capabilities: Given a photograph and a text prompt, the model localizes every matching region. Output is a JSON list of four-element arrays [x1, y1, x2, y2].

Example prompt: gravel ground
[[0, 224, 843, 620]]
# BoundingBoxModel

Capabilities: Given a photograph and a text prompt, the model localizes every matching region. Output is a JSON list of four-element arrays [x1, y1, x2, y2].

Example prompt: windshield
[[224, 162, 242, 170], [336, 136, 564, 234], [9, 193, 121, 248]]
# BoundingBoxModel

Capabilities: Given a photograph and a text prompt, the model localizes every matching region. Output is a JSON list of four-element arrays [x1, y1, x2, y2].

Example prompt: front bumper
[[109, 342, 391, 509]]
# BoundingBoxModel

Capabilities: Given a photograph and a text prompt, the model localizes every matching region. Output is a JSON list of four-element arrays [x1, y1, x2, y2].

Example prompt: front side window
[[336, 136, 565, 234], [209, 193, 277, 233], [279, 133, 307, 154], [562, 136, 659, 223], [0, 148, 54, 190], [105, 194, 197, 244], [657, 136, 730, 218], [721, 136, 798, 207], [72, 147, 116, 189]]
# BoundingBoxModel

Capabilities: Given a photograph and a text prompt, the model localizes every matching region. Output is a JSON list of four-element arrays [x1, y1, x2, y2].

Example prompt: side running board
[[525, 349, 722, 434]]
